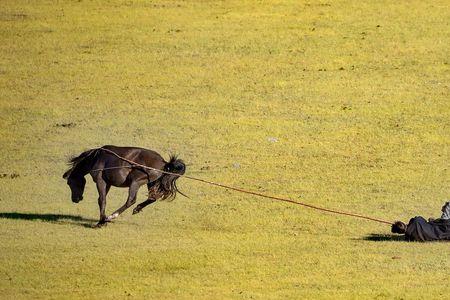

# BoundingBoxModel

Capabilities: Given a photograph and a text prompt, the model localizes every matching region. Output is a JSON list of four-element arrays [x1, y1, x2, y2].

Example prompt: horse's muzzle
[[72, 196, 83, 203]]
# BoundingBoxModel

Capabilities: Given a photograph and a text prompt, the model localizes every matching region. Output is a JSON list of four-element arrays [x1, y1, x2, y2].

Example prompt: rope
[[96, 147, 392, 225]]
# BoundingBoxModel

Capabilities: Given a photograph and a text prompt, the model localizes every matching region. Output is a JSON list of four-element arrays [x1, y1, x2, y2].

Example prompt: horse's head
[[66, 176, 86, 203]]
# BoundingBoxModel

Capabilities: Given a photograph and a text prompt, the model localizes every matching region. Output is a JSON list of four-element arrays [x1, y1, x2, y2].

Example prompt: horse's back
[[100, 145, 166, 166], [101, 145, 162, 157]]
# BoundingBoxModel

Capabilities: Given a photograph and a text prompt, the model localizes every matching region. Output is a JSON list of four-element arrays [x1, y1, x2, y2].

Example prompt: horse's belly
[[104, 170, 130, 187], [90, 167, 130, 187]]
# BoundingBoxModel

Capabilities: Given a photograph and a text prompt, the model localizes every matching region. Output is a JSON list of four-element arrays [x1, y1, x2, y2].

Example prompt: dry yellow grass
[[1, 0, 449, 298]]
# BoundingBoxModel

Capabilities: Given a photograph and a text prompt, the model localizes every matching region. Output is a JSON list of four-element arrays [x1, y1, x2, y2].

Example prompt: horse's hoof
[[105, 213, 118, 222], [94, 221, 107, 228], [132, 207, 141, 215]]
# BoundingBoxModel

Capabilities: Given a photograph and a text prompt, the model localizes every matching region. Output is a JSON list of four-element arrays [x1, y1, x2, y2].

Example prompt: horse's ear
[[63, 169, 71, 179]]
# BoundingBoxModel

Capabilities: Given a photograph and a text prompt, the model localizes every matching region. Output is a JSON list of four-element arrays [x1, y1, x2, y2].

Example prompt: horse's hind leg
[[105, 182, 140, 222], [132, 198, 156, 215], [132, 181, 158, 215]]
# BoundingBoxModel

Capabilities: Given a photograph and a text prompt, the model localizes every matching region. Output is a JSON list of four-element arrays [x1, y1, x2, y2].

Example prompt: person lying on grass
[[391, 201, 450, 242]]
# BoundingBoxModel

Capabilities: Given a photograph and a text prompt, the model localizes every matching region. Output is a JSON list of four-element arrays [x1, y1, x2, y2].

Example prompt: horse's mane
[[153, 155, 186, 201], [63, 148, 100, 179]]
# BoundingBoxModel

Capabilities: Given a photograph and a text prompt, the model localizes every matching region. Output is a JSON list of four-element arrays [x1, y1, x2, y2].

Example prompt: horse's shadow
[[361, 233, 405, 242], [0, 212, 97, 228]]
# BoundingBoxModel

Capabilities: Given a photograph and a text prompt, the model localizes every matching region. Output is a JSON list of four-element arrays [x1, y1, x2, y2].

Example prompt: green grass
[[1, 0, 449, 298]]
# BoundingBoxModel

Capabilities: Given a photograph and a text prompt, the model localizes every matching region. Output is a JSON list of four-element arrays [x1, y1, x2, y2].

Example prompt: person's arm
[[441, 201, 450, 220]]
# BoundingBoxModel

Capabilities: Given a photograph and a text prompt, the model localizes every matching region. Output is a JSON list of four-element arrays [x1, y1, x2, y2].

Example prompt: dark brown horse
[[63, 145, 185, 227]]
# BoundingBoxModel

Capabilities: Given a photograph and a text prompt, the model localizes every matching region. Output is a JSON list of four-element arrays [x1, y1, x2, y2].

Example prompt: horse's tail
[[156, 155, 186, 201], [63, 148, 101, 179]]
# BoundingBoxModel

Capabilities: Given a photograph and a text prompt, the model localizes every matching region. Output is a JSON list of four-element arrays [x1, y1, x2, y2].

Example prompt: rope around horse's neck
[[97, 147, 392, 225]]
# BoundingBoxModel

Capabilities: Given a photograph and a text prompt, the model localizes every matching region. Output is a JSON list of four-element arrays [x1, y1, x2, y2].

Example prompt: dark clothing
[[405, 216, 450, 242]]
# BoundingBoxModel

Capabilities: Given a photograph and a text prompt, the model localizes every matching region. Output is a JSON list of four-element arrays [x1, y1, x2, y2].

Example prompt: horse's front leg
[[105, 181, 140, 222], [95, 179, 110, 227]]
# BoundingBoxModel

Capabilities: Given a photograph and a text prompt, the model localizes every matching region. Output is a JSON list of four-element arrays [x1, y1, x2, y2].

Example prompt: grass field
[[1, 0, 449, 298]]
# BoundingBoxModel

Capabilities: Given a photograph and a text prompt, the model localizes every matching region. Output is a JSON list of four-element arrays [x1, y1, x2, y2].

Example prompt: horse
[[62, 145, 186, 227]]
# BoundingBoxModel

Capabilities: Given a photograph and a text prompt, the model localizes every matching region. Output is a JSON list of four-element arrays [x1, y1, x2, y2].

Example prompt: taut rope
[[95, 147, 392, 225]]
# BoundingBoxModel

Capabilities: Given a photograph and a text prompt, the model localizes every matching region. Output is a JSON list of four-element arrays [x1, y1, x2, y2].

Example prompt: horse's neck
[[70, 166, 89, 178], [72, 155, 96, 177]]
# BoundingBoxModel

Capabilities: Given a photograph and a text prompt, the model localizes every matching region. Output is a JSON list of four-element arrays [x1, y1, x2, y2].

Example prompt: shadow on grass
[[0, 212, 97, 228], [362, 233, 406, 242]]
